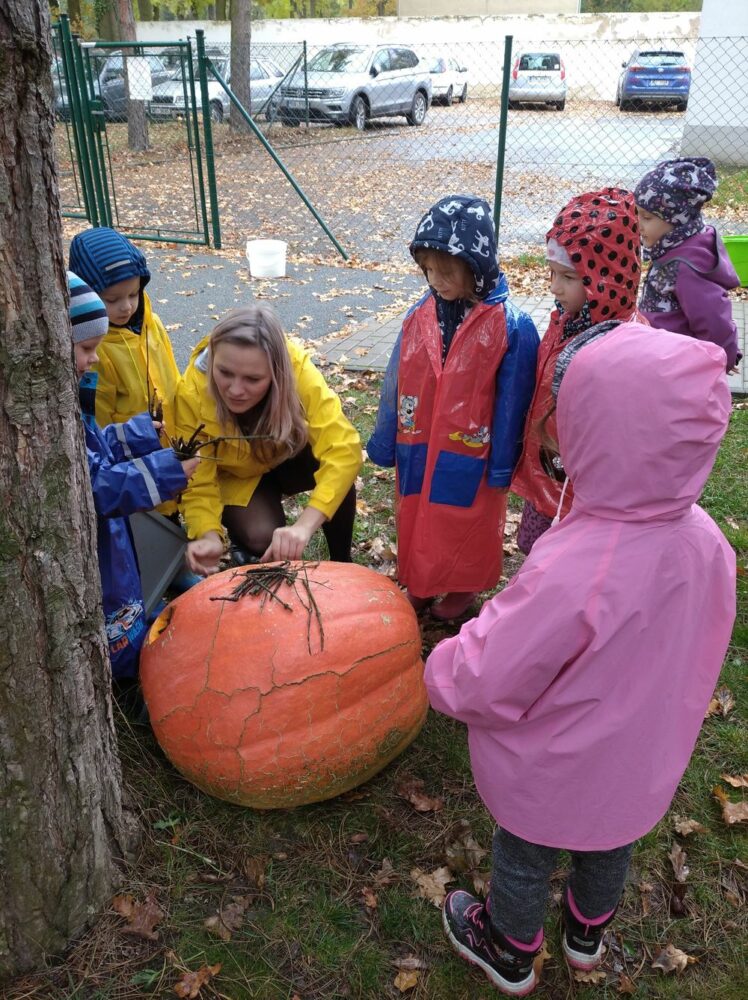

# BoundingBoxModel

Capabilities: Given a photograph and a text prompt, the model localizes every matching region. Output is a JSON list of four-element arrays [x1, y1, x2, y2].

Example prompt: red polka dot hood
[[547, 188, 641, 326]]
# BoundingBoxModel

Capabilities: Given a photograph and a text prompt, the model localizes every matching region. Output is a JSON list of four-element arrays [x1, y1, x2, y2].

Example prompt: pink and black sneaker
[[442, 890, 540, 996], [561, 888, 616, 971]]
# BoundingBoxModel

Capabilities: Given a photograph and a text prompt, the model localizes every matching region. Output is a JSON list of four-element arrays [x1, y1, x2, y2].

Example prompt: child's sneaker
[[443, 890, 539, 996], [430, 591, 477, 621], [561, 888, 616, 971]]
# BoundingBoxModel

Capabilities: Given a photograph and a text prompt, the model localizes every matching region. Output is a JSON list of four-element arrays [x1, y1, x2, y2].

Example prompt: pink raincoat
[[425, 323, 735, 850]]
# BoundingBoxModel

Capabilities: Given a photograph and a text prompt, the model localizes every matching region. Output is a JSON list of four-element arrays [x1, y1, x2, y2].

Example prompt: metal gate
[[53, 15, 219, 247]]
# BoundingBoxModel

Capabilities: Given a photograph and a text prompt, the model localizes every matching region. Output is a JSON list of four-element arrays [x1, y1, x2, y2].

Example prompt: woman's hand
[[186, 531, 224, 576], [181, 456, 200, 481], [260, 507, 326, 563]]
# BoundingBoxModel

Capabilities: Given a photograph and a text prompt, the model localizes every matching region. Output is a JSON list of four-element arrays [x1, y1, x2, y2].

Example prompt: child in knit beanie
[[634, 157, 740, 371], [68, 271, 197, 685]]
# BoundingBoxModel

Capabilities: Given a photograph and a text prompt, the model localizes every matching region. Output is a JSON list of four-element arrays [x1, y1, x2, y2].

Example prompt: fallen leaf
[[392, 955, 429, 971], [573, 968, 607, 984], [617, 972, 636, 994], [721, 773, 748, 788], [651, 943, 697, 974], [362, 887, 378, 910], [411, 865, 454, 907], [705, 686, 735, 718], [669, 842, 689, 882], [713, 786, 748, 825], [240, 854, 268, 889], [533, 942, 552, 977], [673, 816, 707, 836], [472, 871, 491, 896], [173, 962, 221, 998], [394, 969, 419, 991], [445, 820, 487, 873], [373, 858, 397, 887], [112, 893, 163, 941], [203, 895, 251, 942], [349, 832, 369, 844], [396, 776, 444, 813]]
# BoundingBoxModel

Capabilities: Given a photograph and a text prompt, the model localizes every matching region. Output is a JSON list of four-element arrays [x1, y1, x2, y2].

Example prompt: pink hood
[[424, 324, 735, 850]]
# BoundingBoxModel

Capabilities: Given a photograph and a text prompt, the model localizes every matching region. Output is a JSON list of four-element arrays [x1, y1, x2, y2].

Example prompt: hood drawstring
[[552, 476, 570, 526]]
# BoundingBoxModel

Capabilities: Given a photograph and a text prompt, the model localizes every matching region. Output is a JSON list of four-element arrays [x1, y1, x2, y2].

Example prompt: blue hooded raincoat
[[367, 195, 539, 596], [80, 372, 186, 679]]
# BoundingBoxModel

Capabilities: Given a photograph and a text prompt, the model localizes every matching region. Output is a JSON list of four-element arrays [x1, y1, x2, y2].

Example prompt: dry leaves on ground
[[396, 776, 445, 812], [361, 887, 378, 910], [111, 893, 164, 941], [721, 773, 748, 788], [411, 866, 455, 908], [673, 815, 707, 836], [651, 943, 697, 974], [173, 963, 221, 998], [533, 942, 553, 977], [393, 969, 420, 991], [713, 785, 748, 825], [204, 894, 252, 942], [573, 968, 607, 984], [617, 973, 636, 994], [705, 686, 736, 718], [444, 819, 488, 873], [668, 842, 689, 883]]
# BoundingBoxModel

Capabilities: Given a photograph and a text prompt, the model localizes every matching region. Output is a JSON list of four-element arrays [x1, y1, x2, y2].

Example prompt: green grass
[[712, 167, 748, 214], [5, 388, 747, 1000]]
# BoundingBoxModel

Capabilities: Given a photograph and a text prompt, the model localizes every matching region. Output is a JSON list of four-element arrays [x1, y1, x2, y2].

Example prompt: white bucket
[[246, 239, 287, 278]]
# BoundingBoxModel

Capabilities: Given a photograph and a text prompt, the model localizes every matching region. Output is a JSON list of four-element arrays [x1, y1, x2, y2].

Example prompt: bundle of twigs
[[210, 561, 325, 653]]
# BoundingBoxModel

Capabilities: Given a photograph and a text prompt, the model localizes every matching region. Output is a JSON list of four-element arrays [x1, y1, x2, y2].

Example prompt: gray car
[[508, 51, 567, 111], [149, 57, 285, 123], [278, 43, 432, 130]]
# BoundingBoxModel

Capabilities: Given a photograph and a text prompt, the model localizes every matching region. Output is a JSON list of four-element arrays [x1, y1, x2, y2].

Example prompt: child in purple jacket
[[635, 157, 741, 371]]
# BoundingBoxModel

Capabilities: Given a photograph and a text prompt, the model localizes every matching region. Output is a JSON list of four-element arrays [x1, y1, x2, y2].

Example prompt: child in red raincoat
[[367, 195, 539, 621], [511, 188, 646, 554]]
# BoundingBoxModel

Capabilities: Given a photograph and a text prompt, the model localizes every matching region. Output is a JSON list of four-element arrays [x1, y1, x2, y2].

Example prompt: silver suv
[[278, 43, 432, 130]]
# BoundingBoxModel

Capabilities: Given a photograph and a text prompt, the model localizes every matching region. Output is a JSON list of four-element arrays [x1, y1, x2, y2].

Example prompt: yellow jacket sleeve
[[174, 371, 225, 540], [94, 346, 119, 428], [147, 306, 181, 438], [292, 342, 363, 519]]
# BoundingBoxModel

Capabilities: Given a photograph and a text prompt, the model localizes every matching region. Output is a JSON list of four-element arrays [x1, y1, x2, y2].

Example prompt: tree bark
[[67, 0, 82, 29], [229, 0, 251, 133], [139, 0, 154, 21], [0, 0, 135, 981], [216, 0, 227, 20], [113, 0, 149, 152]]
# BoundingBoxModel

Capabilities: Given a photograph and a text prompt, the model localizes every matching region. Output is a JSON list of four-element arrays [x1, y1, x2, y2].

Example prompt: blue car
[[616, 49, 691, 112]]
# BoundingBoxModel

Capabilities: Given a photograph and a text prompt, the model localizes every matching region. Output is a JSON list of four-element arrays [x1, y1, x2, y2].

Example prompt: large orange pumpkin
[[140, 561, 427, 808]]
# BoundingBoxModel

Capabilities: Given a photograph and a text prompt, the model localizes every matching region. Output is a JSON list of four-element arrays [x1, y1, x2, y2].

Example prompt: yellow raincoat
[[94, 291, 180, 436], [175, 336, 362, 541]]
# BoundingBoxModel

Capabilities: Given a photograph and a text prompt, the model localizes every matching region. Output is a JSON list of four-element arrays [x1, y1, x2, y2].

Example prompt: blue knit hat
[[67, 271, 109, 343], [68, 227, 150, 294]]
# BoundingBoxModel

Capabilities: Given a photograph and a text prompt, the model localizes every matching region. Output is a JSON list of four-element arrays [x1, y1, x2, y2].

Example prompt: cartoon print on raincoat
[[511, 188, 646, 521], [80, 371, 187, 679], [425, 323, 735, 851], [367, 195, 539, 597]]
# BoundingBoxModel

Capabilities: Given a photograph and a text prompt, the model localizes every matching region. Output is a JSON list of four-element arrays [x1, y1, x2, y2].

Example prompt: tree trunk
[[139, 0, 154, 21], [67, 0, 82, 30], [229, 0, 251, 133], [0, 0, 135, 982], [113, 0, 149, 152], [216, 0, 227, 20]]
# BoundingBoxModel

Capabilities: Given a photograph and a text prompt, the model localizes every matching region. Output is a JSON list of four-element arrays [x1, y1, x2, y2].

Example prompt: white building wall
[[681, 0, 748, 165], [399, 1, 578, 15]]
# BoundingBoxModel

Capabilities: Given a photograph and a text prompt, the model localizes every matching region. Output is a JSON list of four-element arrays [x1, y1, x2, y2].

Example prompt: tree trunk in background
[[216, 0, 227, 20], [229, 0, 251, 133], [0, 0, 135, 981], [67, 0, 82, 29], [140, 0, 154, 21], [113, 0, 149, 151]]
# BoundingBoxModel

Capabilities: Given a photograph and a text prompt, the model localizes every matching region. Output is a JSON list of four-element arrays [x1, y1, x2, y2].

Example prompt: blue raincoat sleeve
[[86, 423, 186, 518], [366, 329, 403, 468], [487, 304, 539, 488], [101, 411, 168, 461]]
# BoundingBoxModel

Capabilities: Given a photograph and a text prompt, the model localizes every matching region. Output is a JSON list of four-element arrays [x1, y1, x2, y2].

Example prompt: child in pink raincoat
[[424, 322, 735, 996]]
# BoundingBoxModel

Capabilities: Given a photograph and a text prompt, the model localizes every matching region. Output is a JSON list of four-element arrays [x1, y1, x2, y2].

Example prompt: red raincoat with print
[[512, 188, 647, 519], [395, 296, 508, 596]]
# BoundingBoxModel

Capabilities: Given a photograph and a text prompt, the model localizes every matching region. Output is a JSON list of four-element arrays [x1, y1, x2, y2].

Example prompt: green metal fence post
[[72, 38, 110, 227], [303, 41, 309, 128], [59, 15, 99, 226], [186, 38, 211, 246], [196, 29, 222, 249], [494, 35, 513, 240], [81, 43, 114, 227]]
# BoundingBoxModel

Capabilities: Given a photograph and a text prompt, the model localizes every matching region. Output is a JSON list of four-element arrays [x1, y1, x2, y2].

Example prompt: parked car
[[617, 49, 691, 112], [508, 51, 566, 110], [426, 54, 468, 106], [53, 51, 172, 123], [150, 57, 285, 123], [277, 43, 432, 130]]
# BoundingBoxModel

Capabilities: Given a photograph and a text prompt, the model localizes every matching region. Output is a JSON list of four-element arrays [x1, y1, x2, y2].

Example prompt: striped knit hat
[[67, 271, 109, 343], [68, 227, 150, 293]]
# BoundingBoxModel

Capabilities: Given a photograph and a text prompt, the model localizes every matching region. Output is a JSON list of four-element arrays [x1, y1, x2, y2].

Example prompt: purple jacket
[[425, 324, 735, 851], [639, 226, 740, 369]]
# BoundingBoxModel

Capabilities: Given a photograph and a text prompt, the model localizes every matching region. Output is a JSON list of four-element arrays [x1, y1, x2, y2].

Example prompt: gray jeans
[[489, 827, 634, 943]]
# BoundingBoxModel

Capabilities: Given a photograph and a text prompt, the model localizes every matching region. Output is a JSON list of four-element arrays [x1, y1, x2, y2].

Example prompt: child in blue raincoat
[[69, 271, 198, 681], [367, 195, 539, 621]]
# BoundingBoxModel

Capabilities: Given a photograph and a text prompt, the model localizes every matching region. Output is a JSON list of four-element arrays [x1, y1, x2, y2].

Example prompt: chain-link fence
[[55, 33, 748, 264]]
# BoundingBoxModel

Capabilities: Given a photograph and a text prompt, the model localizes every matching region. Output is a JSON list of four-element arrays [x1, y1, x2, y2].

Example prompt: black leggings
[[222, 444, 356, 562]]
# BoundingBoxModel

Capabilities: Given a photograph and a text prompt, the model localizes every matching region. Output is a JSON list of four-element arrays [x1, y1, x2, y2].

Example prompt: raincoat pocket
[[430, 451, 486, 507], [396, 442, 428, 496]]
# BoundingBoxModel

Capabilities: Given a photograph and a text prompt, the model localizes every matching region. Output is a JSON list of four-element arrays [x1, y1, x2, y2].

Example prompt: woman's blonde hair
[[412, 247, 480, 303], [207, 305, 308, 465]]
